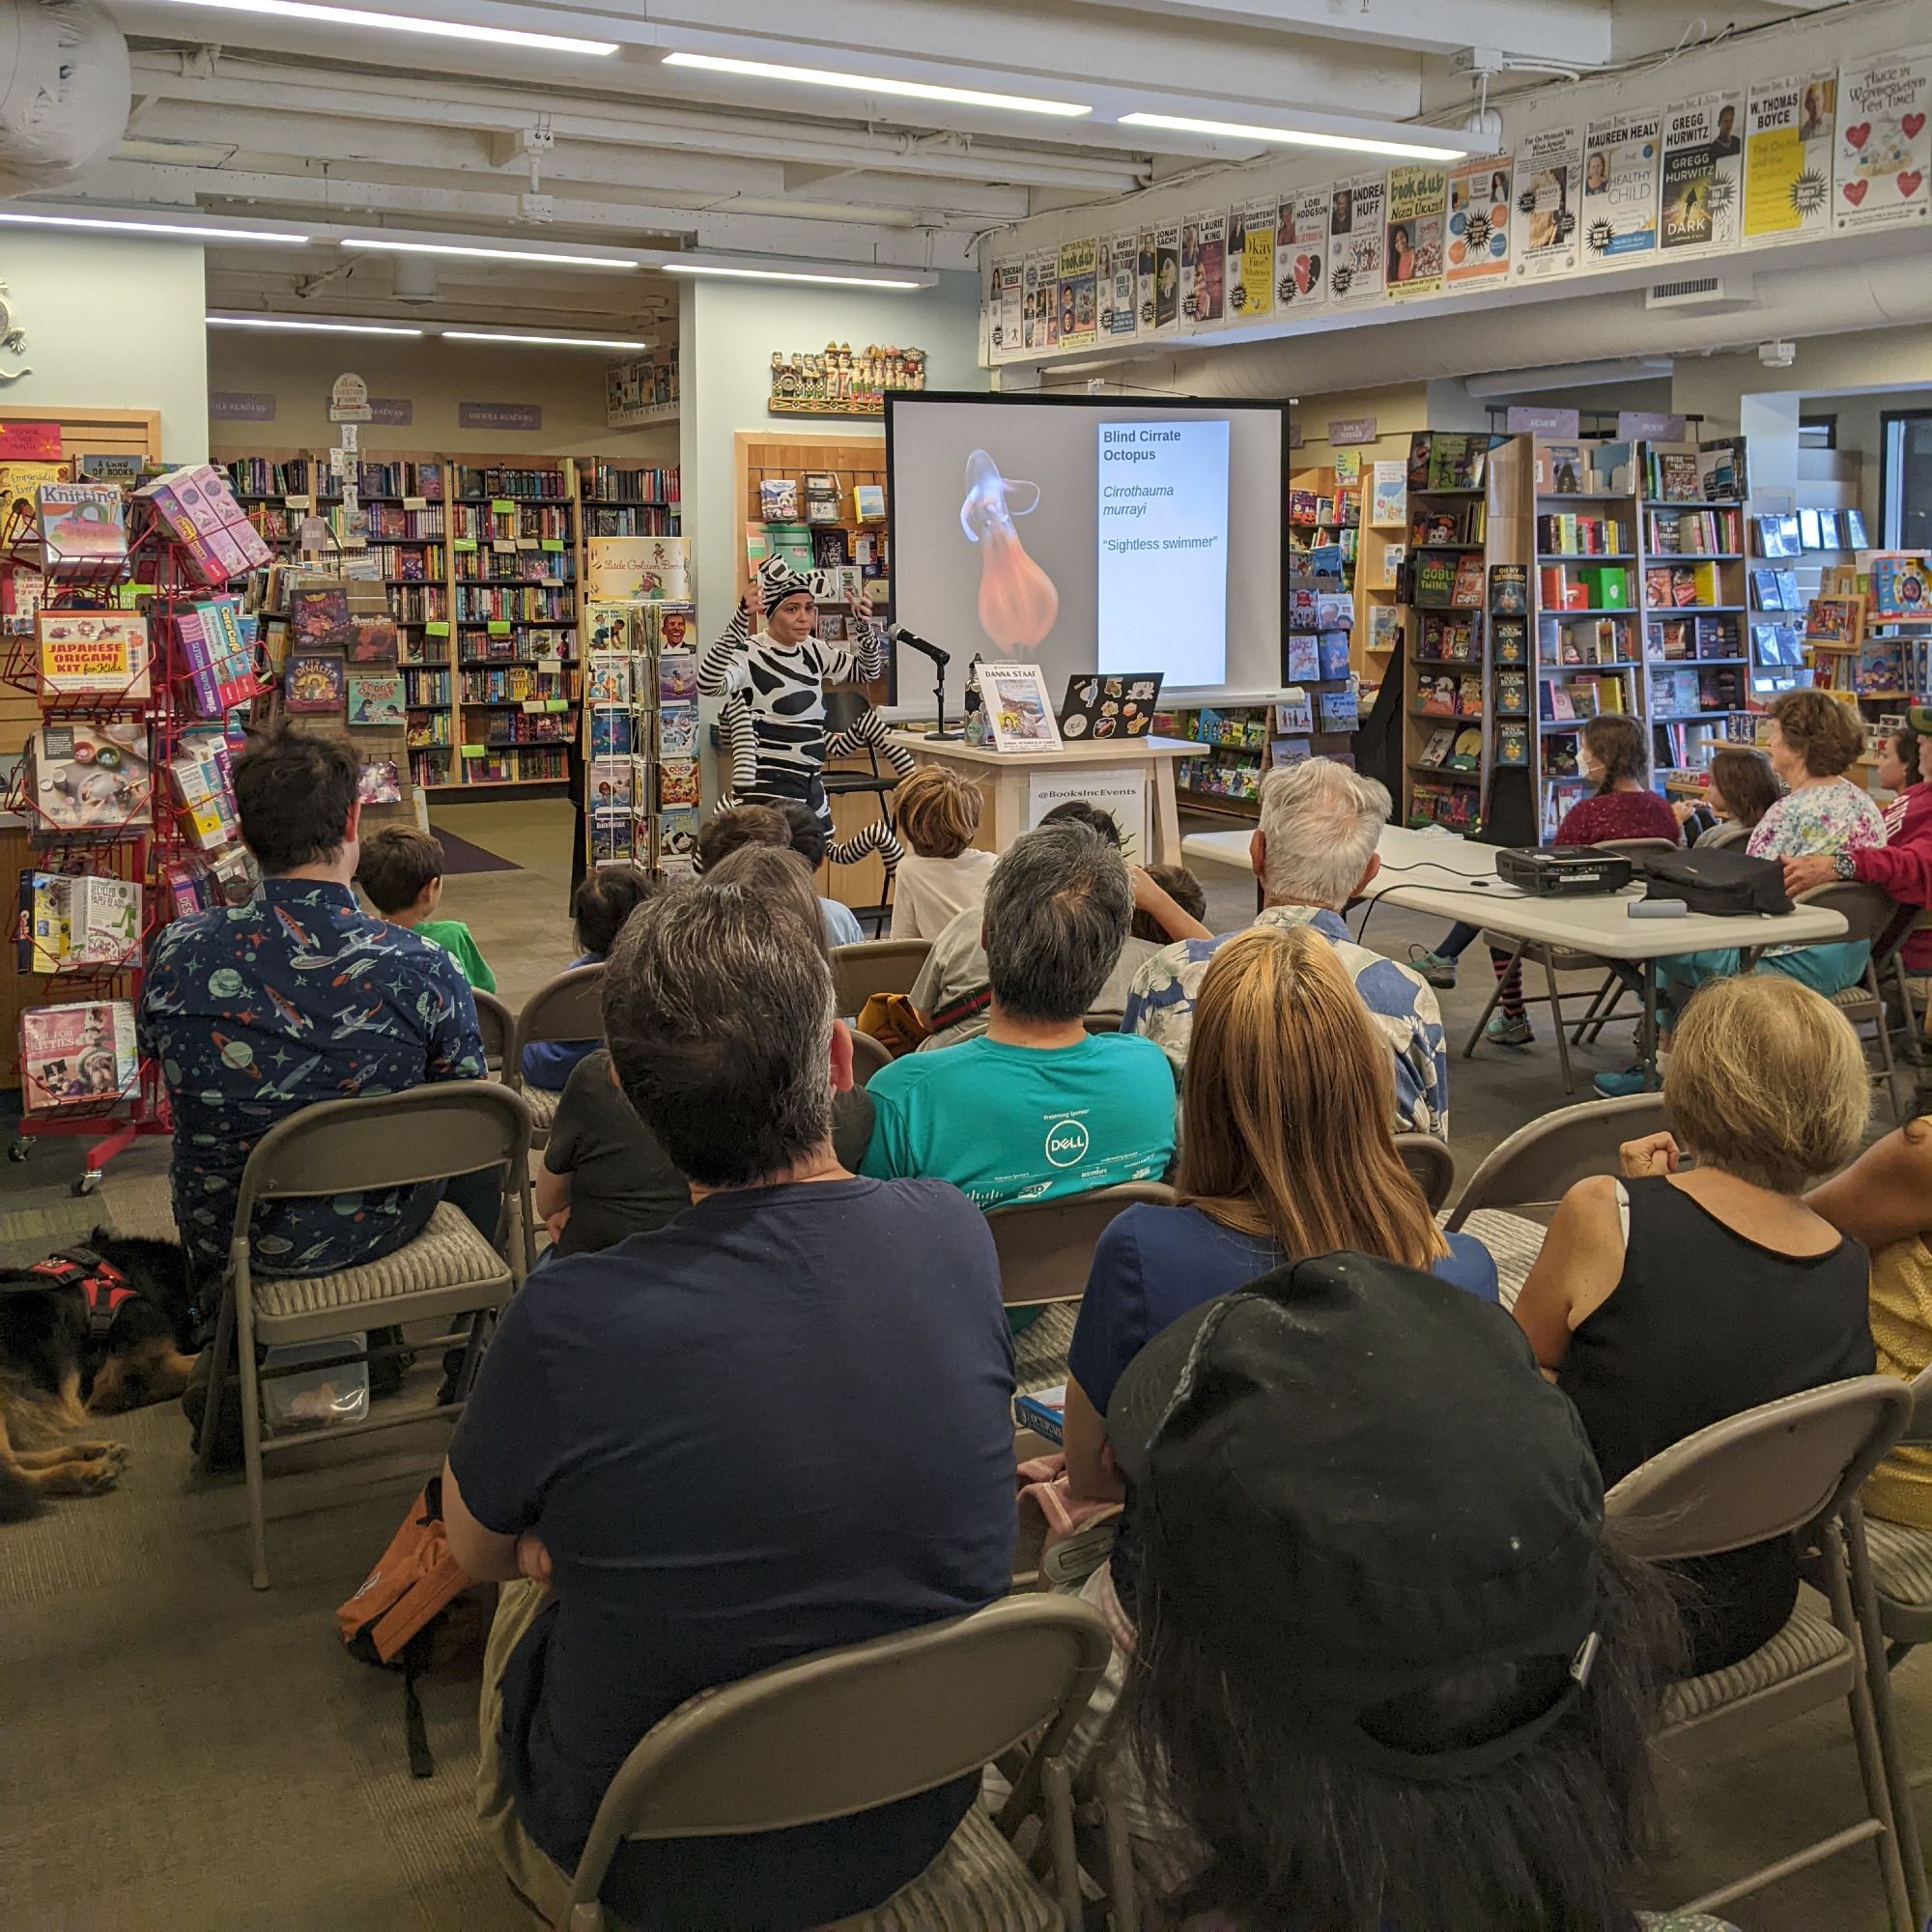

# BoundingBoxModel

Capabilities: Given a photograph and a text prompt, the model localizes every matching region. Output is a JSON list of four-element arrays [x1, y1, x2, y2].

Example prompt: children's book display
[[581, 599, 701, 875]]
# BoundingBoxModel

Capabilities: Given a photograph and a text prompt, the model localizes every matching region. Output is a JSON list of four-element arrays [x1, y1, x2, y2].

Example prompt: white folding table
[[1182, 824, 1848, 1091]]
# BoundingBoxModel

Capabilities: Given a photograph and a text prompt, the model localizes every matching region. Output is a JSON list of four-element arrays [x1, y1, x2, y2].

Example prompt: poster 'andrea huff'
[[1328, 172, 1387, 307]]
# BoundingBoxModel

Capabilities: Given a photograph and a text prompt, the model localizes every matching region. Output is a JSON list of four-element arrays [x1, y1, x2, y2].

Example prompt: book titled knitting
[[37, 611, 151, 702], [38, 483, 127, 572]]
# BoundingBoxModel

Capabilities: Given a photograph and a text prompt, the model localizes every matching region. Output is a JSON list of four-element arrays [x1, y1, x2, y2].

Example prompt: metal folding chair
[[512, 962, 607, 1150], [557, 1596, 1112, 1932], [831, 938, 931, 1018], [1393, 1132, 1456, 1214], [1444, 1092, 1669, 1232], [1791, 880, 1913, 1124]]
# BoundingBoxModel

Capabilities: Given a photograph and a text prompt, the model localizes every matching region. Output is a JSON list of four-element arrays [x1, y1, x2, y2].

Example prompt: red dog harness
[[29, 1248, 138, 1342]]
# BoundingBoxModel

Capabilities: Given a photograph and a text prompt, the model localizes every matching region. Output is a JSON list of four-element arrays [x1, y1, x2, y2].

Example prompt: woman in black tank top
[[1513, 976, 1875, 1677]]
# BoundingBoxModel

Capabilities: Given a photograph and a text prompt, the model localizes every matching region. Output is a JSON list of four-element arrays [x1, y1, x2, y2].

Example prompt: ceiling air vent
[[1646, 275, 1756, 311]]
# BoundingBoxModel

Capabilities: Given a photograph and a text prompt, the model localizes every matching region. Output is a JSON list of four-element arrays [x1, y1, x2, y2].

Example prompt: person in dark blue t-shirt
[[1064, 922, 1497, 1609], [443, 867, 1015, 1932]]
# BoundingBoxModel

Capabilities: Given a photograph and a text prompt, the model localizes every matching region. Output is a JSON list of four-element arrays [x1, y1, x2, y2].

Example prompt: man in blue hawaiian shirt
[[139, 724, 489, 1278]]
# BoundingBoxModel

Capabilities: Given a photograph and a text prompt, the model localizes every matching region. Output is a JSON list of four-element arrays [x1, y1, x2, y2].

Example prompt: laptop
[[1058, 670, 1164, 742]]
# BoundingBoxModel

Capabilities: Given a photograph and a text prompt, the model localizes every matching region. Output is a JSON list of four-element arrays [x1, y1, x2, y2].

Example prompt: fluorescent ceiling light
[[440, 329, 652, 349], [662, 262, 923, 290], [0, 210, 308, 243], [346, 237, 640, 270], [1118, 111, 1464, 161], [156, 0, 617, 56], [209, 314, 423, 335], [663, 50, 1090, 118]]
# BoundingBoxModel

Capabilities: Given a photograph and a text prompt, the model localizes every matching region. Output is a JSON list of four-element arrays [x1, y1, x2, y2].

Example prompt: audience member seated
[[1514, 974, 1875, 1676], [1124, 758, 1449, 1136], [537, 848, 875, 1257], [1782, 711, 1932, 991], [139, 724, 488, 1280], [695, 801, 864, 946], [1673, 744, 1781, 846], [1808, 1113, 1932, 1530], [443, 868, 1016, 1932], [1108, 1255, 1714, 1932], [520, 865, 653, 1092], [1065, 923, 1497, 1614], [864, 820, 1177, 1217], [1411, 714, 1680, 1049], [1129, 862, 1206, 945], [889, 762, 997, 940], [355, 824, 497, 991], [908, 801, 1208, 1049]]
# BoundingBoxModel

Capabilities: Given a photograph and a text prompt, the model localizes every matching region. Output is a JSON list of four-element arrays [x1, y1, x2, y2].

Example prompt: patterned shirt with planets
[[138, 878, 485, 1274]]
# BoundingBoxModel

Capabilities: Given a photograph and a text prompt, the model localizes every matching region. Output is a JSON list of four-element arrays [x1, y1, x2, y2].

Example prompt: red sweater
[[1554, 788, 1684, 847], [1854, 782, 1932, 971]]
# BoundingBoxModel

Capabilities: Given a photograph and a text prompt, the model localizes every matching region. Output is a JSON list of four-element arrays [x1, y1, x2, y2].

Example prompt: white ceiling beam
[[123, 47, 1145, 192], [1056, 0, 1613, 66]]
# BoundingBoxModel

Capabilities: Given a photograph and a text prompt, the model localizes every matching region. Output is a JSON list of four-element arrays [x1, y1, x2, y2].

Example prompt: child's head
[[1132, 862, 1208, 944], [356, 825, 444, 918], [1705, 746, 1780, 828], [696, 804, 791, 876], [894, 763, 983, 860], [571, 863, 656, 959]]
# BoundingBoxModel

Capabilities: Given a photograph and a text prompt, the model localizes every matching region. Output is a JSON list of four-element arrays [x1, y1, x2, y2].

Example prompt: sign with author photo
[[1583, 110, 1662, 263], [1384, 164, 1447, 298], [1274, 186, 1329, 315], [1661, 91, 1744, 255], [1445, 156, 1514, 288], [1513, 125, 1583, 279], [1329, 172, 1387, 307], [1744, 73, 1836, 244]]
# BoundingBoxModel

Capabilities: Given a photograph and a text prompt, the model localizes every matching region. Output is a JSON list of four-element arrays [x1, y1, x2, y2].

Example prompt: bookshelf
[[1400, 431, 1527, 835], [575, 458, 681, 539], [1290, 464, 1359, 597], [1355, 456, 1406, 694]]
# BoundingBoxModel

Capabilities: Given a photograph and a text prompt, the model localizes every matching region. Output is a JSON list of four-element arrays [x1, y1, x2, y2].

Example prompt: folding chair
[[1081, 1009, 1126, 1036], [196, 1081, 532, 1590], [1444, 1092, 1669, 1232], [474, 989, 515, 1077], [1833, 1360, 1932, 1928], [847, 1028, 893, 1087], [1465, 838, 1679, 1094], [822, 685, 901, 936], [1791, 880, 1912, 1124], [831, 938, 931, 1019], [1607, 1377, 1915, 1931], [1695, 820, 1751, 851], [512, 963, 607, 1150], [1393, 1133, 1456, 1214], [557, 1595, 1112, 1932]]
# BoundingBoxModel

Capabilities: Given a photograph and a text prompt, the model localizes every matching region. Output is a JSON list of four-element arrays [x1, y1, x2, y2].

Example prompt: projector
[[1495, 845, 1635, 897]]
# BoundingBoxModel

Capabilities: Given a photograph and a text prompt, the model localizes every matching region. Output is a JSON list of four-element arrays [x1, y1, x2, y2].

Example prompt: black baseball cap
[[1110, 1251, 1606, 1780]]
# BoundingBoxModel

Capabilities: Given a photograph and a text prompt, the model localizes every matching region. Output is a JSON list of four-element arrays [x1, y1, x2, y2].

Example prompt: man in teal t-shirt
[[863, 823, 1178, 1308]]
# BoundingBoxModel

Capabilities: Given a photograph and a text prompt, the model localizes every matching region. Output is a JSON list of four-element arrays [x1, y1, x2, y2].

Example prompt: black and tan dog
[[0, 1229, 200, 1520]]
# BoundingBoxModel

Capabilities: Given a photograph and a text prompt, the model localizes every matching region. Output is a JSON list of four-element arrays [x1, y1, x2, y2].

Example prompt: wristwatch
[[1834, 851, 1859, 881]]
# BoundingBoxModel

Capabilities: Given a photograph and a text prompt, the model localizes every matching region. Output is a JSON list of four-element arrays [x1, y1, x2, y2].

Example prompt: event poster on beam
[[1445, 156, 1514, 289], [989, 259, 1023, 361], [1180, 212, 1225, 328], [1022, 246, 1058, 353], [1136, 226, 1158, 333], [1833, 49, 1932, 236], [1275, 185, 1330, 315], [1384, 164, 1447, 297], [1660, 91, 1745, 257], [1328, 172, 1387, 307], [1744, 73, 1838, 244], [1582, 108, 1662, 265], [1102, 232, 1139, 339], [1151, 221, 1182, 334], [1513, 124, 1583, 279], [1227, 197, 1277, 320], [1057, 237, 1099, 351]]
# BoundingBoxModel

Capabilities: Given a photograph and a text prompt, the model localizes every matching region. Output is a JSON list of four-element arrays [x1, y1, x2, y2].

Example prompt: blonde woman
[[887, 763, 997, 939], [1516, 974, 1875, 1674], [1065, 923, 1496, 1596]]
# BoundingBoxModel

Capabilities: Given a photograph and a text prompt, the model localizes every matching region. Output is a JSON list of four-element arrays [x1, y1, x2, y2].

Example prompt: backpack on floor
[[336, 1475, 478, 1776]]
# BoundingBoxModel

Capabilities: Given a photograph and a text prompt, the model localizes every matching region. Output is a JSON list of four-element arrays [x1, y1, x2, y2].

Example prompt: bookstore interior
[[9, 1, 1932, 1927]]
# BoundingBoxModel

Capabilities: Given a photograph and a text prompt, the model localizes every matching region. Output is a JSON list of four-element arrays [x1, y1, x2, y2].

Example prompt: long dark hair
[[1581, 713, 1649, 796], [1126, 1533, 1684, 1932]]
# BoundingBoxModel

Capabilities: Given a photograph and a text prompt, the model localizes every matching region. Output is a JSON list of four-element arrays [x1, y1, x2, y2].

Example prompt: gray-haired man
[[1123, 759, 1449, 1136]]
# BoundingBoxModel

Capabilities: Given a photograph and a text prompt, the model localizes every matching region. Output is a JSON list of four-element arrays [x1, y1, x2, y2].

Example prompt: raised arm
[[698, 592, 755, 696]]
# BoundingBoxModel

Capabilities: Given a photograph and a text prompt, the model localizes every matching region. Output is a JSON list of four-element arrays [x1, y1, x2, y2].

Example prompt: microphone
[[888, 622, 952, 668]]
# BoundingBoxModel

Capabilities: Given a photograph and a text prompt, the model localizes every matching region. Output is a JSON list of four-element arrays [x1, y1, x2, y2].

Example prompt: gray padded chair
[[474, 989, 515, 1076], [196, 1081, 532, 1590], [1792, 880, 1912, 1123], [1607, 1378, 1915, 1931], [831, 938, 931, 1019], [1393, 1133, 1456, 1215], [847, 1028, 893, 1088], [1444, 1092, 1668, 1232], [557, 1595, 1112, 1932], [987, 1181, 1177, 1314], [512, 962, 607, 1149]]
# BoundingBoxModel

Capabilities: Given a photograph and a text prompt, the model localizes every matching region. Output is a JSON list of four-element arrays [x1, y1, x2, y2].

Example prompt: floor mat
[[428, 826, 522, 875]]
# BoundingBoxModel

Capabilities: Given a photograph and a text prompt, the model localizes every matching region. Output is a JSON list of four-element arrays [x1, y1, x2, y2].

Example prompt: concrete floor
[[3, 797, 1927, 1930]]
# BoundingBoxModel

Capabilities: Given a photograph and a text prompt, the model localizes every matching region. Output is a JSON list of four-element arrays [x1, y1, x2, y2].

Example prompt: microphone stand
[[926, 664, 961, 741]]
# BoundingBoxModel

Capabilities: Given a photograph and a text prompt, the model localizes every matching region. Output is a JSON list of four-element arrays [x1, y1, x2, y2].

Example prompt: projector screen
[[884, 393, 1289, 715]]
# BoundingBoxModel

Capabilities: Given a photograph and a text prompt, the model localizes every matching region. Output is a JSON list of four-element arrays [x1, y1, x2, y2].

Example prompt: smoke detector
[[391, 255, 438, 304]]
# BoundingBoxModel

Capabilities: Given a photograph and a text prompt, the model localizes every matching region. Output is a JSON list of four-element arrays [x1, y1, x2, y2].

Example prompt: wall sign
[[1507, 406, 1581, 435], [1617, 410, 1687, 440], [211, 391, 277, 422], [459, 401, 543, 431], [368, 397, 414, 426], [329, 373, 372, 423], [1326, 415, 1377, 444]]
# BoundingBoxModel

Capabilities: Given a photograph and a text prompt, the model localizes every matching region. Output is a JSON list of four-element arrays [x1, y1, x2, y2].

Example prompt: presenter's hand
[[1782, 854, 1835, 895], [860, 579, 885, 615], [739, 588, 759, 630]]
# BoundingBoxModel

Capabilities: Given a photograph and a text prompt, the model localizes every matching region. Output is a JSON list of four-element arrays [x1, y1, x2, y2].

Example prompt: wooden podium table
[[885, 731, 1194, 864]]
